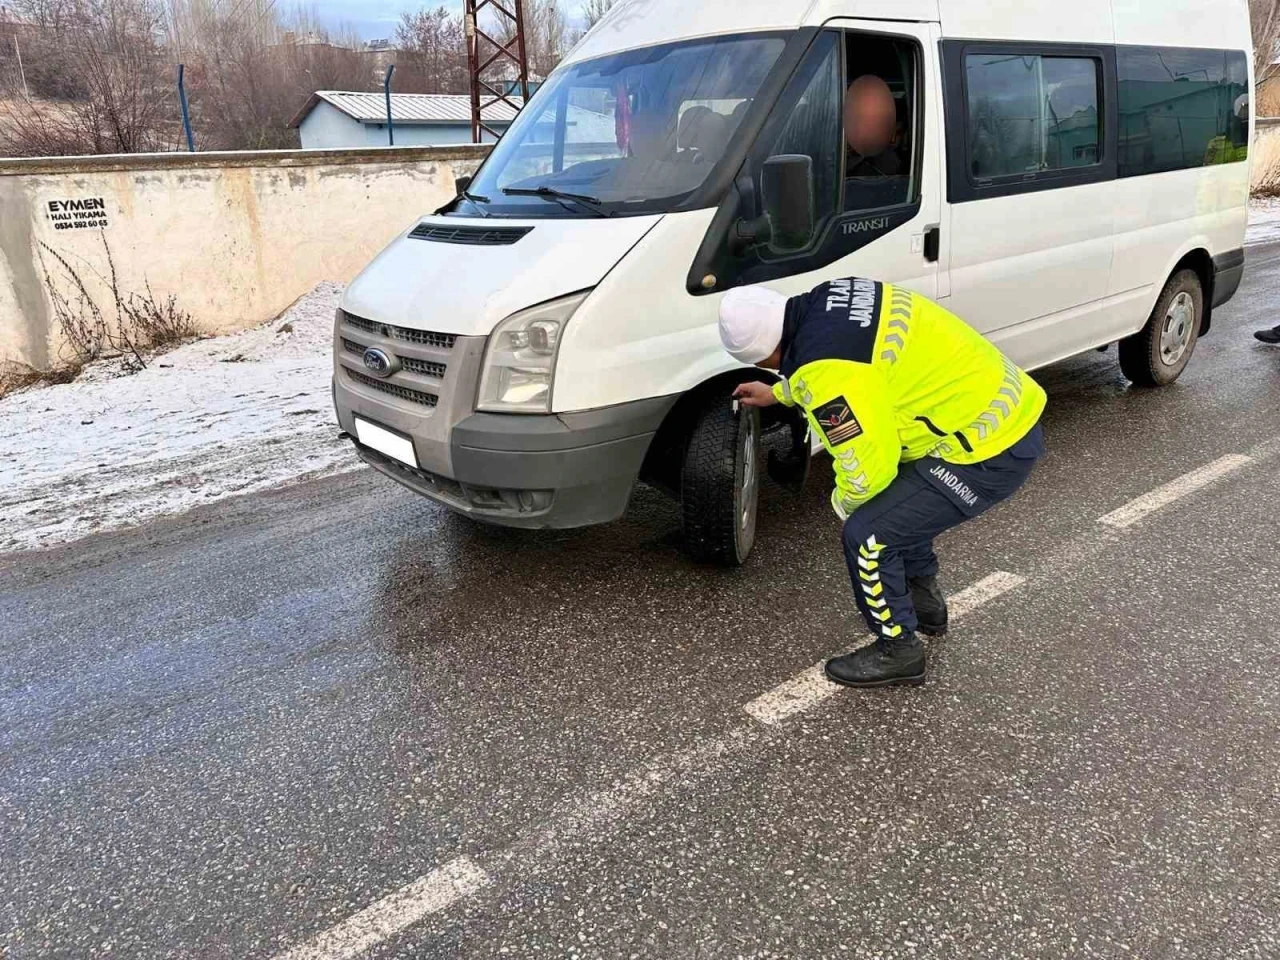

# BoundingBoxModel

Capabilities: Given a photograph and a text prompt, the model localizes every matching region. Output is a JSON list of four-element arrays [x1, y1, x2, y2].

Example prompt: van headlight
[[477, 291, 589, 413]]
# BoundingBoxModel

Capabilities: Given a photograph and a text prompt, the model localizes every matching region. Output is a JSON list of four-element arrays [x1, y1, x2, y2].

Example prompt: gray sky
[[312, 0, 461, 41], [313, 0, 588, 42]]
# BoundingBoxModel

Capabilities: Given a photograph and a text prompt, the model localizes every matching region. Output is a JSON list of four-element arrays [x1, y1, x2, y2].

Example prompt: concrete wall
[[0, 144, 489, 370], [1254, 120, 1280, 190], [298, 104, 507, 150]]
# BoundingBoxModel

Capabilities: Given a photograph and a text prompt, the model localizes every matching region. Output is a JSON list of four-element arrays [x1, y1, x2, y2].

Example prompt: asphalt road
[[5, 252, 1280, 960]]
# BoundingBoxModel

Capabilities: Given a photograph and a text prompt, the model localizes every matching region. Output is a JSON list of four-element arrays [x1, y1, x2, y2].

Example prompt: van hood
[[341, 214, 664, 336]]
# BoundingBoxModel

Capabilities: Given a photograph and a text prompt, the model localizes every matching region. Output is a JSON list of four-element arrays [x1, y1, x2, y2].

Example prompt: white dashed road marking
[[1097, 454, 1253, 529], [945, 571, 1028, 618], [743, 571, 1028, 726], [742, 663, 836, 727], [274, 857, 490, 960]]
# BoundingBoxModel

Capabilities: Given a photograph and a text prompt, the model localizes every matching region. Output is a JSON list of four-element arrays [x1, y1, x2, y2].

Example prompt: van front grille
[[341, 311, 457, 350], [341, 338, 446, 379], [399, 356, 448, 379], [346, 369, 439, 407]]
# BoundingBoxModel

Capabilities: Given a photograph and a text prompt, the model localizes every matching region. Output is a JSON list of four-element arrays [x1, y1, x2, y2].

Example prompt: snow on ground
[[1248, 196, 1280, 246], [0, 283, 360, 554]]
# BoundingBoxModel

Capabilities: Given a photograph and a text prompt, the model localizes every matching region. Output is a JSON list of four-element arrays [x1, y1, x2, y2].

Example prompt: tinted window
[[758, 31, 843, 252], [843, 33, 920, 212], [965, 55, 1101, 180], [1117, 46, 1249, 177]]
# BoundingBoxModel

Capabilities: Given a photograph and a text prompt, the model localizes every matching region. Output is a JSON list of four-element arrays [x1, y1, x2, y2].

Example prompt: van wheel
[[681, 399, 760, 566], [1119, 269, 1202, 387]]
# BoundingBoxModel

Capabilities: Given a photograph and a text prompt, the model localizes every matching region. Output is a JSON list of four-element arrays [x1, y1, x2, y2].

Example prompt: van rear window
[[1117, 47, 1249, 177]]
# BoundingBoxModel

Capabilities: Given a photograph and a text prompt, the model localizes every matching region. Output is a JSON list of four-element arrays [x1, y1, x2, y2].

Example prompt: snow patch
[[1248, 196, 1280, 247], [1, 283, 362, 554]]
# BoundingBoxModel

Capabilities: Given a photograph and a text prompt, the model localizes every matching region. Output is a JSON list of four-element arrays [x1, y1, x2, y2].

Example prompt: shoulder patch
[[813, 396, 864, 446]]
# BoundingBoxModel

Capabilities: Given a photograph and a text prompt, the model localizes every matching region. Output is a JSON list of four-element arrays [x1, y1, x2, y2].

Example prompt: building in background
[[364, 39, 399, 85], [289, 91, 522, 147]]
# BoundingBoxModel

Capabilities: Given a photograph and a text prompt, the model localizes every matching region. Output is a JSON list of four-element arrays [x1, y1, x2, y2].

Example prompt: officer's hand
[[732, 382, 778, 408]]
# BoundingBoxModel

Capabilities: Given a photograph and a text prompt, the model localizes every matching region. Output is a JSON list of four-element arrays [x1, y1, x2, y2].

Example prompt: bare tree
[[1252, 0, 1280, 115], [161, 0, 371, 150], [582, 0, 616, 29], [395, 6, 468, 94], [1, 0, 176, 156], [486, 0, 568, 80]]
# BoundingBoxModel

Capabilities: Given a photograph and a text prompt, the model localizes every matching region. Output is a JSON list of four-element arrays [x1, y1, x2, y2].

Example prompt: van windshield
[[456, 33, 788, 218]]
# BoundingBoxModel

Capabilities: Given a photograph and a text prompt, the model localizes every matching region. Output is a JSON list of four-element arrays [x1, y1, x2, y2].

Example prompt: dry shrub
[[1, 0, 178, 157], [37, 240, 111, 367], [0, 359, 79, 399], [34, 230, 196, 378], [1255, 154, 1280, 197]]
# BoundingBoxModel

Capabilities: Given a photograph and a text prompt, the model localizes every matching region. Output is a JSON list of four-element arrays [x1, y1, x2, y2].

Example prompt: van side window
[[843, 34, 920, 212], [964, 55, 1102, 180], [752, 29, 925, 251], [758, 31, 843, 243], [1116, 47, 1249, 176], [692, 28, 930, 292]]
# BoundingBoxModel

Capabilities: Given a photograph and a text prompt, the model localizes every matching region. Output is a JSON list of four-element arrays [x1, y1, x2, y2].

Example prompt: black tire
[[1118, 269, 1203, 387], [680, 399, 761, 566]]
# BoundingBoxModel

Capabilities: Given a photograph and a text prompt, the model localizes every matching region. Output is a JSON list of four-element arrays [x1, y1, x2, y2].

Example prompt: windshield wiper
[[502, 186, 611, 218], [463, 189, 491, 204]]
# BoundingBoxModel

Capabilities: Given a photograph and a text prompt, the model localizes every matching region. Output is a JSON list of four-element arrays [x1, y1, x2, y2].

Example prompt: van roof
[[563, 0, 1251, 69], [563, 0, 938, 67]]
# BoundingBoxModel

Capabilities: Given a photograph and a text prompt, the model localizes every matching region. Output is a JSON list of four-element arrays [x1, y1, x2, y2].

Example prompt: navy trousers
[[841, 424, 1045, 639]]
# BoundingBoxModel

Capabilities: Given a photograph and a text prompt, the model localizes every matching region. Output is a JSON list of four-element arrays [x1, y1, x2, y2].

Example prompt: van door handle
[[924, 226, 940, 263]]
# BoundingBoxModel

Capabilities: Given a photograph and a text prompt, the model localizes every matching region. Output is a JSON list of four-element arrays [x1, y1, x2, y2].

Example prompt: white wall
[[298, 103, 507, 150], [0, 144, 489, 370], [297, 101, 362, 150]]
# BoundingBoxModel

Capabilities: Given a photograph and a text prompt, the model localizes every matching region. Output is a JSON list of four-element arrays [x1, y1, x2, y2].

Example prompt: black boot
[[825, 634, 926, 688], [909, 575, 948, 637], [1255, 325, 1280, 344]]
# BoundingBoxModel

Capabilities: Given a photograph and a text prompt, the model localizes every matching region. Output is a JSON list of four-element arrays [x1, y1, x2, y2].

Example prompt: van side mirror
[[455, 175, 473, 197], [731, 155, 815, 254], [761, 154, 815, 253]]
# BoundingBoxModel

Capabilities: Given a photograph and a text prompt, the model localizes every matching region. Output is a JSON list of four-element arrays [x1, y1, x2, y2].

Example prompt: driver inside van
[[844, 74, 902, 177]]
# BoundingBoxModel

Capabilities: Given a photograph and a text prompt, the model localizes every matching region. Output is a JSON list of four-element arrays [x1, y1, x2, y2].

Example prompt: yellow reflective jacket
[[1203, 135, 1248, 165], [771, 278, 1046, 520]]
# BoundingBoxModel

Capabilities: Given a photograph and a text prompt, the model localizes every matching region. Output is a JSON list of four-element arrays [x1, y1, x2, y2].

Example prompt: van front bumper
[[335, 371, 676, 529]]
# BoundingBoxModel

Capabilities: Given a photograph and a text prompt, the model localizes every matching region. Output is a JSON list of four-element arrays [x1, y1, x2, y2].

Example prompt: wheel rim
[[738, 412, 759, 550], [1159, 291, 1196, 366]]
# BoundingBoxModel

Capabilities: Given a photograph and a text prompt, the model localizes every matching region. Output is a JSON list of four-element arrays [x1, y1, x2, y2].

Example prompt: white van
[[333, 0, 1252, 564]]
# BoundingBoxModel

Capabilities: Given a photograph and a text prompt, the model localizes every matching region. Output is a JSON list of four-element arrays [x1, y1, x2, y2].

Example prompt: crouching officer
[[720, 278, 1047, 688]]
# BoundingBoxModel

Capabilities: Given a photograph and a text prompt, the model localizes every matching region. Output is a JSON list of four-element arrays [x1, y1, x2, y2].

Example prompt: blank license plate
[[354, 417, 418, 469]]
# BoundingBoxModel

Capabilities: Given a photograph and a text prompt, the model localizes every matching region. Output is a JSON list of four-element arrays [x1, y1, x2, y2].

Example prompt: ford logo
[[362, 347, 394, 378]]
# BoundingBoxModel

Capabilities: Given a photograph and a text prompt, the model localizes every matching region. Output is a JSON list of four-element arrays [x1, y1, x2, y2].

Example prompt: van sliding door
[[939, 40, 1118, 365]]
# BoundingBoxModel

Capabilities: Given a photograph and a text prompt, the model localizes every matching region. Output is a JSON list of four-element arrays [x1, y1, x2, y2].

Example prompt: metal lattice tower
[[464, 0, 530, 144]]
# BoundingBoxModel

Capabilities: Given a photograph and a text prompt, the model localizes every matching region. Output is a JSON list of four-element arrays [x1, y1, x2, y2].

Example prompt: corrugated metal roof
[[313, 91, 522, 125]]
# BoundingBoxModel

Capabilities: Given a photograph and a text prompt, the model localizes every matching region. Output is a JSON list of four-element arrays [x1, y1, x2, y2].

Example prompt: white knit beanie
[[718, 285, 788, 364]]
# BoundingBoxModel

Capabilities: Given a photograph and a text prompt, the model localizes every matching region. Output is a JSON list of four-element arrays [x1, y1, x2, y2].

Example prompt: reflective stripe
[[836, 449, 870, 496], [857, 534, 903, 639], [794, 376, 814, 406], [831, 489, 851, 521], [964, 359, 1028, 443], [777, 377, 793, 405], [880, 287, 914, 366]]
